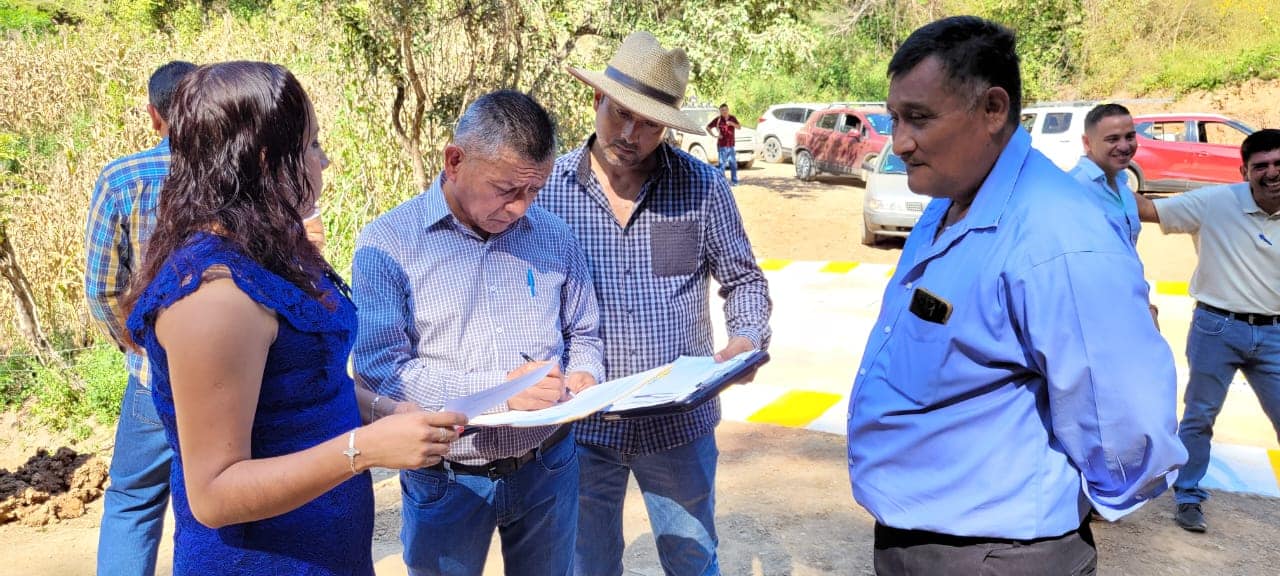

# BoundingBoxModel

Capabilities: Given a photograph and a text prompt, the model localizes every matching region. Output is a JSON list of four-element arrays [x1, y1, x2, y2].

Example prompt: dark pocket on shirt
[[650, 219, 702, 277]]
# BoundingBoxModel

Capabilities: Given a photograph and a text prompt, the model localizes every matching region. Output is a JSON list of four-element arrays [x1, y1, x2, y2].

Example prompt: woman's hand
[[357, 409, 467, 471]]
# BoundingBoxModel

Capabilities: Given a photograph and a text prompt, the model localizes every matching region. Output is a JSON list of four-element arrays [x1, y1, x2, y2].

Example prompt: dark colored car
[[793, 106, 893, 182], [1129, 113, 1256, 193]]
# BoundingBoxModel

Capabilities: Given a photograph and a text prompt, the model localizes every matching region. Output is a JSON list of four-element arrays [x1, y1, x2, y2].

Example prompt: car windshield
[[867, 114, 893, 135], [882, 151, 906, 175]]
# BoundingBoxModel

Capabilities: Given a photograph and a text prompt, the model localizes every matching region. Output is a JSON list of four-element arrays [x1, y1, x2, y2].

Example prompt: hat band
[[604, 66, 682, 107]]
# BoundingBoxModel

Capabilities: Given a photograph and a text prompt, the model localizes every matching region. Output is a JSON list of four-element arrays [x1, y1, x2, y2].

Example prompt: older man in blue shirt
[[848, 17, 1186, 574]]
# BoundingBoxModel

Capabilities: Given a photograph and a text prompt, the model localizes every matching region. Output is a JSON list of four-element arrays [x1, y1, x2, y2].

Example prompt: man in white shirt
[[1133, 128, 1280, 533]]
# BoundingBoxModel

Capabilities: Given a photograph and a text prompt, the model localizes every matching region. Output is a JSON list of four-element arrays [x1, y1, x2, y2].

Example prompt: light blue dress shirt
[[1068, 155, 1142, 248], [847, 129, 1186, 540]]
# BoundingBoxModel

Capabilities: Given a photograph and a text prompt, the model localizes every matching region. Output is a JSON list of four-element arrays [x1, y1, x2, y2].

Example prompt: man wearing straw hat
[[538, 31, 772, 576]]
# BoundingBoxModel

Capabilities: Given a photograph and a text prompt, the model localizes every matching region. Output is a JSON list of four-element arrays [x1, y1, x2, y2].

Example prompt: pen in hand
[[521, 352, 575, 400]]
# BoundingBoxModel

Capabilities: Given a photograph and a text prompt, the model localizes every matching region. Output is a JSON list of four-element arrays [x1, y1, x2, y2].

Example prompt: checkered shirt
[[536, 138, 772, 455], [352, 175, 605, 465], [84, 139, 170, 390]]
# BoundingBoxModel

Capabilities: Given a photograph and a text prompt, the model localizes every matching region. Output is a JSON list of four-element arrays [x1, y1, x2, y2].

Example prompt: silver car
[[861, 140, 932, 246]]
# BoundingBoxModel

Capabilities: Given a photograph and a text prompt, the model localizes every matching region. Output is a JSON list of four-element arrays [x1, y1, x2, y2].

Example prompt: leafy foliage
[[0, 0, 1278, 429]]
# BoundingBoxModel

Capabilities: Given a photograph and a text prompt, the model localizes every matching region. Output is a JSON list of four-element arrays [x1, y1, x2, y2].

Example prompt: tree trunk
[[0, 221, 59, 367]]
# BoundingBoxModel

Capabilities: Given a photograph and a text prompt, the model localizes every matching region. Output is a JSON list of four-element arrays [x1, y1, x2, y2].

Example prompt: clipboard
[[600, 350, 770, 421]]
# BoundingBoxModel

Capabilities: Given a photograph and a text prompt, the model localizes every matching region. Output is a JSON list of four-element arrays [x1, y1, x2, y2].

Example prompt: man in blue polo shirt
[[848, 16, 1186, 574], [1069, 104, 1161, 326], [1069, 103, 1142, 247]]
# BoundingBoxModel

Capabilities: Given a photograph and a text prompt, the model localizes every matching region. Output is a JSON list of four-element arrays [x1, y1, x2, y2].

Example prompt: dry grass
[[0, 8, 420, 350]]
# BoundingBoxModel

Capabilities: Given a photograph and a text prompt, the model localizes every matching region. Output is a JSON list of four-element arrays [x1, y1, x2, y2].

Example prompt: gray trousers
[[873, 521, 1097, 576]]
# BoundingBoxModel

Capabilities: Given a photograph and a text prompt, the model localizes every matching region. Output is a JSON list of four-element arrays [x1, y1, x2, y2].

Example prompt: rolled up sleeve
[[1012, 250, 1187, 519]]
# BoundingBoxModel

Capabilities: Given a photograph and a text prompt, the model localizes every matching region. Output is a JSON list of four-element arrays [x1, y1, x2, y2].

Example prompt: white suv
[[1020, 102, 1095, 171], [755, 102, 825, 163]]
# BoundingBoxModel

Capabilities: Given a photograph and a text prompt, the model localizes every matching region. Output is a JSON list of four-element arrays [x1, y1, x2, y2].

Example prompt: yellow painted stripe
[[885, 266, 896, 278], [1156, 281, 1189, 296], [759, 259, 793, 271], [1269, 449, 1280, 488], [746, 390, 843, 428], [820, 261, 860, 274]]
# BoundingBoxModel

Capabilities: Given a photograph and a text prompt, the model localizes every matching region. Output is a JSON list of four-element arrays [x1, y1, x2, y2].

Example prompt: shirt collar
[[422, 173, 454, 227], [1234, 182, 1264, 215], [1075, 155, 1106, 182], [1074, 155, 1129, 187], [950, 127, 1033, 233]]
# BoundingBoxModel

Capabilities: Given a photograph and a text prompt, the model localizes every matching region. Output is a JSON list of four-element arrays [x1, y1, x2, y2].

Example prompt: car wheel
[[740, 159, 754, 170], [795, 150, 816, 181], [762, 137, 783, 163], [861, 215, 878, 246], [1125, 166, 1143, 193], [689, 143, 710, 164]]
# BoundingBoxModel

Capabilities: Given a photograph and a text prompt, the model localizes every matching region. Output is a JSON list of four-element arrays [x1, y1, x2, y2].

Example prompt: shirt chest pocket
[[650, 218, 703, 277], [884, 312, 954, 407]]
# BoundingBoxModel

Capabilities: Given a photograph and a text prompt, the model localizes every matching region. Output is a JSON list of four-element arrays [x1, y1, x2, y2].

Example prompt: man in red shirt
[[707, 103, 741, 185]]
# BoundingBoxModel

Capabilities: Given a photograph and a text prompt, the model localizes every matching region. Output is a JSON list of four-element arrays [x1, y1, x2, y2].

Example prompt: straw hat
[[569, 31, 706, 135]]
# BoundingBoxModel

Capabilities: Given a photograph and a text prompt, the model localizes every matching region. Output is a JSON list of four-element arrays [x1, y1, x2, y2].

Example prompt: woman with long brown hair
[[123, 61, 465, 574]]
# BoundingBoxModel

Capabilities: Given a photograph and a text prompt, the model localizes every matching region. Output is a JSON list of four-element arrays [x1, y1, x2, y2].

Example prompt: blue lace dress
[[126, 232, 374, 575]]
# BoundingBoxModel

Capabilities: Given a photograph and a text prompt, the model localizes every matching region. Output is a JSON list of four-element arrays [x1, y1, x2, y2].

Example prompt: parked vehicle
[[1128, 113, 1255, 192], [1020, 102, 1094, 171], [669, 106, 756, 169], [860, 140, 931, 246], [792, 105, 893, 182], [755, 102, 825, 163]]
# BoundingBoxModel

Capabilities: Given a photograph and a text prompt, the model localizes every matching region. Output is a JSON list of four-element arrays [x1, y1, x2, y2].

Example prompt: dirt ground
[[0, 447, 107, 527], [2, 153, 1276, 574], [3, 422, 1279, 575]]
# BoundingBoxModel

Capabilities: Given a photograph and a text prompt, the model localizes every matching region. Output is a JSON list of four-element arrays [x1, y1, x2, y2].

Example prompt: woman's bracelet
[[342, 429, 361, 475]]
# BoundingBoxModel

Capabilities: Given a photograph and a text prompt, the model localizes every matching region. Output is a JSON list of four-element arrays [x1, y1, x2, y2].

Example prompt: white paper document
[[442, 361, 555, 419], [606, 353, 753, 412], [467, 352, 756, 427], [466, 363, 666, 427]]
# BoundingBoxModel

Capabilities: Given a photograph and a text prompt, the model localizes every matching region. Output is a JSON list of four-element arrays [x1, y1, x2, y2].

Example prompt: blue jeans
[[98, 377, 173, 576], [717, 146, 738, 184], [574, 432, 719, 576], [401, 430, 579, 576], [1174, 307, 1280, 504]]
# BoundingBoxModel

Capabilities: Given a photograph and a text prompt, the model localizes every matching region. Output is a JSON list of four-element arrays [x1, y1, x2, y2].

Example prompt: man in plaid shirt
[[540, 32, 772, 576], [84, 60, 194, 576]]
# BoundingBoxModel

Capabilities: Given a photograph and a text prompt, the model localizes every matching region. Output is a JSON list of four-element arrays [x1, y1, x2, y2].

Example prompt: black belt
[[1197, 302, 1280, 326], [431, 425, 569, 479], [874, 520, 1094, 549]]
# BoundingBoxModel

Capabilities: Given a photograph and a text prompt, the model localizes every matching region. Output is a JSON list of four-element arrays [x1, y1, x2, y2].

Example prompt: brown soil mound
[[0, 447, 108, 527]]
